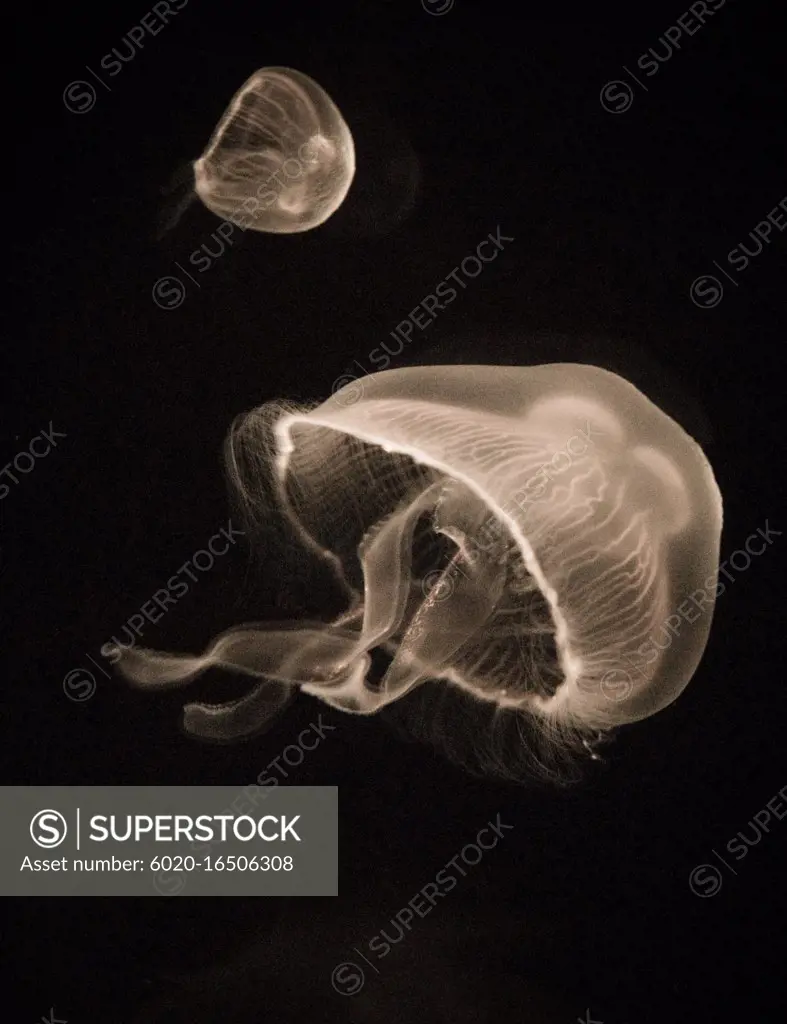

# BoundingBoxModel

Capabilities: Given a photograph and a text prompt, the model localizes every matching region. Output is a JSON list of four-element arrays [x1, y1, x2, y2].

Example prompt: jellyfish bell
[[115, 363, 723, 778], [192, 67, 356, 234]]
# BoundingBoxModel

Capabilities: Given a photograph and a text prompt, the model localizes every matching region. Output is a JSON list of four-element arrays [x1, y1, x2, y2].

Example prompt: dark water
[[5, 2, 785, 1022]]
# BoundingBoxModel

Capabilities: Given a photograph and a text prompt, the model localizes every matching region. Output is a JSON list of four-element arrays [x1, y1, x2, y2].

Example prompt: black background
[[5, 1, 785, 1022]]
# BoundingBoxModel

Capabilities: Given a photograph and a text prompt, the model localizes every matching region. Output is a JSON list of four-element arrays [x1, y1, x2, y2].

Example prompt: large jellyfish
[[193, 67, 356, 234], [114, 364, 723, 777]]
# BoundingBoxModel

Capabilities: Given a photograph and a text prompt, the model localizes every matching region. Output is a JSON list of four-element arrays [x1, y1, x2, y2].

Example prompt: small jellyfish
[[114, 364, 723, 779], [193, 67, 356, 234]]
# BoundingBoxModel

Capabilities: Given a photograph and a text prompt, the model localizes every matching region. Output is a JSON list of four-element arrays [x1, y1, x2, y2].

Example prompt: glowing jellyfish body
[[193, 67, 356, 234], [115, 364, 723, 773]]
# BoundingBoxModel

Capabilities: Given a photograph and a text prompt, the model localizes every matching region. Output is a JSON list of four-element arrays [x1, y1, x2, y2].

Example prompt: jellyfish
[[192, 67, 356, 234], [113, 364, 723, 778]]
